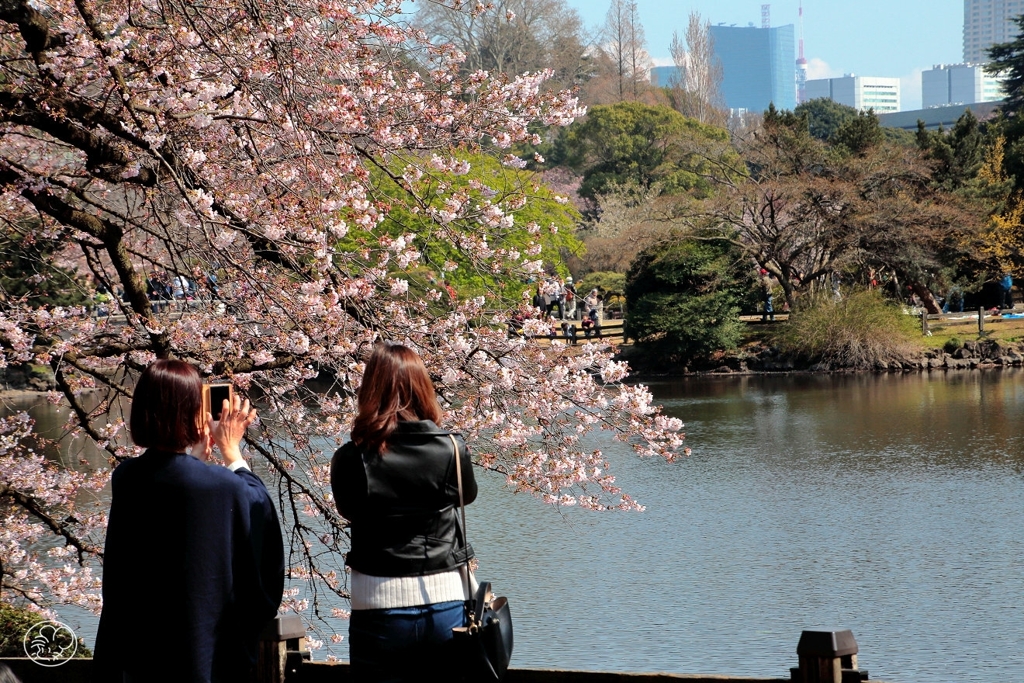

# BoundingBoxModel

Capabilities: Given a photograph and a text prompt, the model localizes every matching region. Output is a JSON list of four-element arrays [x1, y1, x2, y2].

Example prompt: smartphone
[[202, 382, 233, 422]]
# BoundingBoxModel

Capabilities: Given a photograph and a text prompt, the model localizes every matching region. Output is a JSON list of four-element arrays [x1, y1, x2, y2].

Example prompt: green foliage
[[795, 98, 858, 141], [791, 99, 912, 148], [916, 110, 991, 191], [0, 602, 91, 657], [832, 110, 884, 155], [986, 19, 1024, 189], [554, 101, 738, 200], [762, 102, 810, 133], [943, 336, 964, 354], [341, 153, 582, 302], [624, 238, 743, 361], [0, 224, 88, 308], [987, 15, 1024, 119], [771, 289, 920, 370]]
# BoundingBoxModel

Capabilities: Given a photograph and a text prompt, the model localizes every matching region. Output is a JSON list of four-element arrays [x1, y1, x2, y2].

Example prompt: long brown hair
[[350, 343, 442, 455]]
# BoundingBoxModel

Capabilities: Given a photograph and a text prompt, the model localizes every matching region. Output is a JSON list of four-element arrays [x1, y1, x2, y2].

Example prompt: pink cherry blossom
[[0, 0, 684, 651]]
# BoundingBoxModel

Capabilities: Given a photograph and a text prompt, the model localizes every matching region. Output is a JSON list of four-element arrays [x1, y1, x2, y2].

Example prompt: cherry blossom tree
[[0, 0, 684, 648]]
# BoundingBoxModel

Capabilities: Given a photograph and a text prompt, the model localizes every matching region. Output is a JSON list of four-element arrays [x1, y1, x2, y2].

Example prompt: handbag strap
[[449, 434, 473, 602]]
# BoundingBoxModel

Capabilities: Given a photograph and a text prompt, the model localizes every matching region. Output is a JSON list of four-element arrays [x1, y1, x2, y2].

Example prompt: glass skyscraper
[[709, 24, 797, 113]]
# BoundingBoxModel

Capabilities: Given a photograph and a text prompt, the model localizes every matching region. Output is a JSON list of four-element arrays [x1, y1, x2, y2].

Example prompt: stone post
[[792, 629, 867, 683], [257, 614, 307, 683]]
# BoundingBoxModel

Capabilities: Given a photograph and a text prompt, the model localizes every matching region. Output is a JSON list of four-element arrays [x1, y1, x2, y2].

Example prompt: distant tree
[[705, 106, 978, 313], [0, 221, 88, 307], [415, 0, 593, 90], [916, 110, 1024, 278], [986, 15, 1024, 118], [624, 238, 743, 362], [916, 110, 989, 191], [985, 16, 1024, 188], [954, 135, 1024, 276], [844, 143, 981, 312], [356, 153, 583, 299], [831, 110, 884, 156], [600, 0, 650, 102], [794, 98, 858, 141], [572, 182, 671, 273], [667, 12, 725, 126], [556, 102, 738, 200]]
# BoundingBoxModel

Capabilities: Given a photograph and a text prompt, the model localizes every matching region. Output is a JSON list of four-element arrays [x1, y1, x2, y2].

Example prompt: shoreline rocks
[[0, 364, 56, 393], [620, 339, 1024, 377]]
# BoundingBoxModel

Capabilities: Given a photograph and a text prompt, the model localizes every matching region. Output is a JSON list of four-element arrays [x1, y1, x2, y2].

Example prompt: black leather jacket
[[331, 420, 477, 577]]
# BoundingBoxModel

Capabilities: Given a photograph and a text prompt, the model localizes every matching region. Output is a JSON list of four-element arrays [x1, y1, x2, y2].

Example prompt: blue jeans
[[349, 601, 466, 683]]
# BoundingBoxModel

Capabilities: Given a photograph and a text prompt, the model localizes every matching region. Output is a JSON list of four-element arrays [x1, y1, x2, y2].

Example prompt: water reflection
[[3, 393, 122, 474]]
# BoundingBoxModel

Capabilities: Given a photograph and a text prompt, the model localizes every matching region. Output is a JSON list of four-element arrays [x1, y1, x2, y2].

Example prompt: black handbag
[[448, 434, 514, 681]]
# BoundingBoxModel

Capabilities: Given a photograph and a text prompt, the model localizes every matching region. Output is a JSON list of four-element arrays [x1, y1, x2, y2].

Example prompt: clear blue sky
[[562, 0, 965, 110]]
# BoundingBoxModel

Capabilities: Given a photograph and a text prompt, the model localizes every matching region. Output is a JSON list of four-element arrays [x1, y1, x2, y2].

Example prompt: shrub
[[772, 289, 920, 370], [0, 602, 38, 657], [624, 238, 743, 361], [943, 337, 964, 354], [0, 602, 91, 657]]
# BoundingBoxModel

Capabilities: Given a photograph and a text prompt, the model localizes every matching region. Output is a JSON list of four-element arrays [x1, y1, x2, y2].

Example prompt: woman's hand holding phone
[[210, 394, 257, 466]]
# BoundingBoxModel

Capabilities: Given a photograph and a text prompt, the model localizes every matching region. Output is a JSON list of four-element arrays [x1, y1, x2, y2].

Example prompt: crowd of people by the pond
[[87, 263, 1021, 332], [87, 267, 226, 317], [144, 268, 223, 312], [507, 276, 606, 344]]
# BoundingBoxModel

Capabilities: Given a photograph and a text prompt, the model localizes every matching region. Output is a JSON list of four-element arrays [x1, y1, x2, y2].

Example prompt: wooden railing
[[0, 622, 888, 683]]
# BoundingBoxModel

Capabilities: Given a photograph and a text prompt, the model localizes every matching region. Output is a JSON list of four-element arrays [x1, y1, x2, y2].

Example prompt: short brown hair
[[130, 360, 203, 452], [351, 343, 442, 455]]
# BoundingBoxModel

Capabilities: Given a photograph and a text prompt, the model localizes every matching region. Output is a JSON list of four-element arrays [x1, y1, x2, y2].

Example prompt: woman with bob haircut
[[94, 359, 285, 683], [331, 343, 477, 683]]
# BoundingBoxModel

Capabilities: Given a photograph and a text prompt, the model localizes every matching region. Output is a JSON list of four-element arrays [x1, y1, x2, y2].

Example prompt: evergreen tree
[[986, 15, 1024, 118], [832, 110, 884, 156], [794, 98, 858, 142], [624, 238, 743, 361], [916, 110, 990, 191], [986, 16, 1024, 188], [0, 223, 87, 307], [555, 101, 738, 200]]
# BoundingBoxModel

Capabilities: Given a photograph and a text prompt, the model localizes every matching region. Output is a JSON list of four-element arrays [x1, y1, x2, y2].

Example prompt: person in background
[[563, 276, 577, 320], [544, 277, 563, 319], [759, 269, 774, 322], [331, 343, 476, 683], [585, 288, 600, 322], [1000, 272, 1014, 309], [94, 360, 284, 683]]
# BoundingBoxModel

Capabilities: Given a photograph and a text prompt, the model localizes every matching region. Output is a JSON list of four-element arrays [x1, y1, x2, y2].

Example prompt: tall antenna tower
[[761, 4, 771, 29], [796, 0, 808, 103]]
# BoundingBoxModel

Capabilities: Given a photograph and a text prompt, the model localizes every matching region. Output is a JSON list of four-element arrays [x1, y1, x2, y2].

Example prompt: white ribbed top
[[349, 567, 476, 610]]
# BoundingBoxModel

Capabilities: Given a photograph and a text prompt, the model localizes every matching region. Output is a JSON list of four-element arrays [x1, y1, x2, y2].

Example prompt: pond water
[[465, 371, 1024, 682], [7, 370, 1024, 682]]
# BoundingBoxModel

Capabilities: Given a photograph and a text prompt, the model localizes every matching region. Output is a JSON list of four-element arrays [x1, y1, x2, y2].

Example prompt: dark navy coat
[[94, 450, 284, 683]]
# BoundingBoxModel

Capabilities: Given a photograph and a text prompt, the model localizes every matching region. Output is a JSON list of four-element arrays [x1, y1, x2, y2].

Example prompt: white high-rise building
[[922, 63, 1005, 107], [964, 0, 1024, 64], [804, 75, 901, 113]]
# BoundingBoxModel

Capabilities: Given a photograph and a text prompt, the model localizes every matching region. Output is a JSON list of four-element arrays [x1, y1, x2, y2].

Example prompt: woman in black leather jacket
[[331, 343, 477, 683]]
